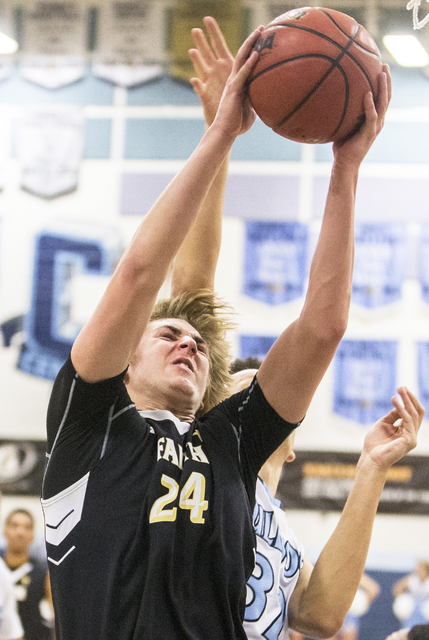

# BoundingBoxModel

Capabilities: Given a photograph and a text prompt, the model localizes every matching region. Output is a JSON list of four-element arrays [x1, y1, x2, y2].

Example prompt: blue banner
[[418, 342, 429, 411], [240, 335, 276, 361], [353, 223, 406, 308], [334, 340, 397, 425], [17, 227, 119, 380], [243, 221, 308, 306], [419, 225, 429, 305]]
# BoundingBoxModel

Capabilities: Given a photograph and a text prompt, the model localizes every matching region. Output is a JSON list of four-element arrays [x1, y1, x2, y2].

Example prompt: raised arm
[[257, 66, 392, 423], [171, 17, 234, 296], [288, 387, 424, 639], [71, 25, 262, 383]]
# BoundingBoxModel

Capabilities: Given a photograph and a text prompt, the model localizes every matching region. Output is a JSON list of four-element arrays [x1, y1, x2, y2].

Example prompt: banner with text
[[277, 450, 429, 515], [353, 223, 406, 308], [244, 221, 308, 306], [334, 339, 397, 425]]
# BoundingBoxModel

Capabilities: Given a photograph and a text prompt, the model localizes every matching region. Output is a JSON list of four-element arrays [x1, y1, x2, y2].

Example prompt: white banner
[[20, 1, 87, 88], [92, 1, 164, 87], [17, 106, 84, 199]]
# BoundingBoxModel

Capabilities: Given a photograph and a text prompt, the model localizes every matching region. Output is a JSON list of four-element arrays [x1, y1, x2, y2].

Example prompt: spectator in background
[[393, 560, 429, 629], [0, 556, 23, 640], [1, 510, 53, 640], [0, 494, 23, 640]]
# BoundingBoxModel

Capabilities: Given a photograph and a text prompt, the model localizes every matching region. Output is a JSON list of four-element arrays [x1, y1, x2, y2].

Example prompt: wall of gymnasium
[[0, 49, 429, 637]]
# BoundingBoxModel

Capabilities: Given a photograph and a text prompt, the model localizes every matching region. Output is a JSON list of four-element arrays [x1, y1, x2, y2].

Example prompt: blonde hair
[[150, 289, 235, 414]]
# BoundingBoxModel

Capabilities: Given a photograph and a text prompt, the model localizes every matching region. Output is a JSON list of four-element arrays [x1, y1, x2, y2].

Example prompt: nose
[[286, 451, 296, 463], [178, 336, 197, 355]]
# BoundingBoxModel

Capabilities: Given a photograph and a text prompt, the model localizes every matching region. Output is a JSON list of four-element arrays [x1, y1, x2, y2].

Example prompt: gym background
[[0, 1, 428, 639]]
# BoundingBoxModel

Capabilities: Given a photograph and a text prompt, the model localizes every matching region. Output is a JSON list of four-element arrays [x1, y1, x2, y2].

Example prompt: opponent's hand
[[332, 63, 392, 166], [361, 387, 424, 472], [211, 25, 264, 140], [189, 17, 234, 126]]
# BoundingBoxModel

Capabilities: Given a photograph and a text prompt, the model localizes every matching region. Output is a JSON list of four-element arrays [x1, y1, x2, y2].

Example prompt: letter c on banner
[[19, 228, 120, 380]]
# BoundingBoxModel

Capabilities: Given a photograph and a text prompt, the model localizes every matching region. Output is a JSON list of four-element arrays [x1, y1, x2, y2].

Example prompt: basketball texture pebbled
[[248, 7, 383, 144]]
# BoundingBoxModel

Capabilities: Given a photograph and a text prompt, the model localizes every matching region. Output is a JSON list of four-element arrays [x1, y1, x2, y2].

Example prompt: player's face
[[4, 513, 34, 552], [129, 318, 210, 412]]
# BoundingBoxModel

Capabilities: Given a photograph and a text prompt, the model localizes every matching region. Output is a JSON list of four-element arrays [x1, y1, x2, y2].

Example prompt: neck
[[137, 400, 196, 423], [5, 548, 29, 567], [259, 458, 284, 497], [131, 389, 197, 423]]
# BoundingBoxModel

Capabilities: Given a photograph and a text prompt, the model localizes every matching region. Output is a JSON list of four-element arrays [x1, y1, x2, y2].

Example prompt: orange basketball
[[248, 7, 383, 144]]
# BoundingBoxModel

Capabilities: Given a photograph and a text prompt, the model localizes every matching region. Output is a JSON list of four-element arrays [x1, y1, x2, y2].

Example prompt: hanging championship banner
[[19, 1, 87, 89], [0, 2, 16, 83], [0, 439, 46, 495], [418, 342, 429, 411], [240, 335, 276, 361], [168, 0, 243, 82], [352, 223, 407, 308], [243, 221, 308, 305], [334, 339, 397, 425], [92, 1, 164, 87], [17, 105, 84, 199], [419, 225, 429, 305], [277, 451, 429, 515]]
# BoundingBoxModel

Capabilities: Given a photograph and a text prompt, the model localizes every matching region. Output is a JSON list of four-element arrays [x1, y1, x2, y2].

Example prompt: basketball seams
[[248, 6, 382, 143], [272, 7, 380, 58], [249, 27, 378, 96], [250, 53, 349, 85], [259, 23, 381, 58], [274, 60, 350, 138]]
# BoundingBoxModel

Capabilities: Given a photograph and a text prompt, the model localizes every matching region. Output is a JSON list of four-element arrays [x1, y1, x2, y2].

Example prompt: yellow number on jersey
[[149, 474, 178, 523], [179, 471, 209, 524], [149, 472, 208, 524]]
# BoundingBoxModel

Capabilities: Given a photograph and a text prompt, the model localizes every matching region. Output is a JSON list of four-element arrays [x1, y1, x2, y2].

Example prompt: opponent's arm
[[257, 67, 392, 423], [288, 387, 424, 638], [171, 17, 234, 296], [71, 26, 262, 383]]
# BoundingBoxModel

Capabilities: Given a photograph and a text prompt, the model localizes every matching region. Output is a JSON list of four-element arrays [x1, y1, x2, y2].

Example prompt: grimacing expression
[[128, 318, 210, 410]]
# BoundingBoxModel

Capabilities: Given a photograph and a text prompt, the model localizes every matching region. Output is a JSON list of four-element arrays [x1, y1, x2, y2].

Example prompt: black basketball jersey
[[42, 355, 297, 640]]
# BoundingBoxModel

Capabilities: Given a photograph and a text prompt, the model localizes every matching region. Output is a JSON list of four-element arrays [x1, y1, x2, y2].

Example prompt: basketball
[[248, 7, 383, 144]]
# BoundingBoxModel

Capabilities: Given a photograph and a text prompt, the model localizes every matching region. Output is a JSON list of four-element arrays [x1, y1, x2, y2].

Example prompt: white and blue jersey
[[244, 478, 304, 640]]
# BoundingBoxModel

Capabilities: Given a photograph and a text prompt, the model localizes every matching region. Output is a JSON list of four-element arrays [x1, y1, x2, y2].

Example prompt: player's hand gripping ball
[[248, 6, 383, 144]]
